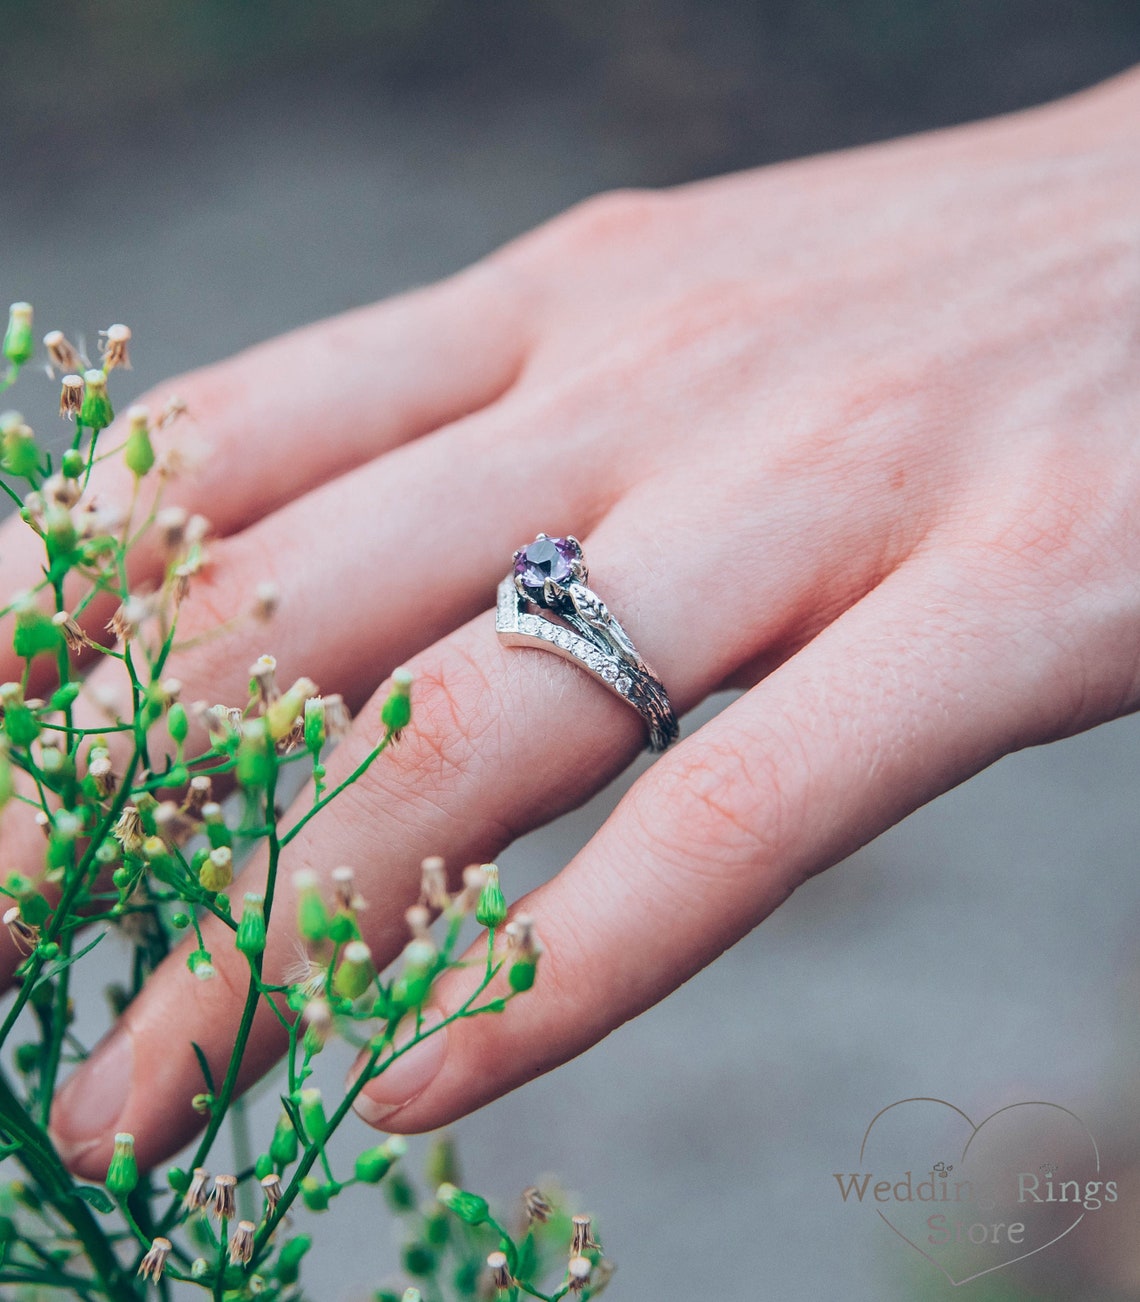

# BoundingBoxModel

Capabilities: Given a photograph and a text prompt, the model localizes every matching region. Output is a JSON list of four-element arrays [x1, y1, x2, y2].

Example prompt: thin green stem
[[281, 730, 393, 847]]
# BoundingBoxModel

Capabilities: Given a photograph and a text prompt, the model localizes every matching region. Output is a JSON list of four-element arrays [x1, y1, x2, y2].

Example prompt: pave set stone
[[514, 611, 634, 698]]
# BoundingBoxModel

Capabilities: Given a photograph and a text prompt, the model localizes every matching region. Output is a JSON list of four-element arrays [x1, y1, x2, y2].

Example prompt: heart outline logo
[[857, 1097, 1101, 1287]]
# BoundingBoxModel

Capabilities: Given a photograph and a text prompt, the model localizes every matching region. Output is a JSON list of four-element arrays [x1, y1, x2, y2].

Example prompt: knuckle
[[517, 187, 672, 263], [627, 731, 791, 891], [350, 640, 504, 813]]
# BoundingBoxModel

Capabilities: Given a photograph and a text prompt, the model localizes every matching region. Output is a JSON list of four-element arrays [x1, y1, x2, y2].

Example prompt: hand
[[7, 67, 1137, 1176]]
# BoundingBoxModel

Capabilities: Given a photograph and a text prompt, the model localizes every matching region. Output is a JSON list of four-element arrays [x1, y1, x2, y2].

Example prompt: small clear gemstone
[[616, 675, 632, 694], [601, 663, 618, 682]]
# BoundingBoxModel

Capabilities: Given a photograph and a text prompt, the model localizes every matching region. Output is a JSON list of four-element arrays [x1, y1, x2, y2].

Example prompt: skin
[[1, 66, 1138, 1177]]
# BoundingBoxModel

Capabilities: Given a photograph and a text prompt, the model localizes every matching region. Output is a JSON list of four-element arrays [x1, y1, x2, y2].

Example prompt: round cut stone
[[514, 536, 577, 593]]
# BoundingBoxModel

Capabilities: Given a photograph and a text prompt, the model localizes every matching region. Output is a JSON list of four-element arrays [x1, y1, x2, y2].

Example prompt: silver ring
[[496, 534, 679, 752]]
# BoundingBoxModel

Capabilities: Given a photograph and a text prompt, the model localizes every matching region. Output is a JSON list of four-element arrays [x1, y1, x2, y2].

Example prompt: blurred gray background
[[5, 4, 1140, 1299]]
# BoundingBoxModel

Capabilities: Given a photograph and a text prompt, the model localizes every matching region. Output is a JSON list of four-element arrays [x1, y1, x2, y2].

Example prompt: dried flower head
[[43, 473, 81, 509], [106, 594, 153, 644], [420, 855, 450, 911], [487, 1251, 512, 1291], [100, 323, 132, 371], [184, 774, 212, 816], [321, 692, 350, 741], [44, 331, 82, 375], [52, 610, 90, 654], [571, 1215, 599, 1257], [155, 506, 189, 554], [252, 582, 279, 622], [301, 996, 332, 1049], [137, 1236, 172, 1284], [453, 863, 488, 916], [567, 1256, 592, 1293], [332, 864, 366, 912], [406, 904, 432, 942], [86, 745, 117, 798], [505, 913, 542, 960], [112, 805, 145, 854], [228, 1219, 256, 1266], [58, 373, 84, 418], [3, 906, 39, 953], [249, 654, 279, 708], [283, 942, 328, 1001], [523, 1186, 553, 1225], [260, 1172, 282, 1215], [212, 1173, 237, 1221], [183, 1167, 211, 1212]]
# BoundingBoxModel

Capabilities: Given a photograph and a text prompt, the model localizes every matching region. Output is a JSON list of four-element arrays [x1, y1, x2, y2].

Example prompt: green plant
[[0, 302, 614, 1300]]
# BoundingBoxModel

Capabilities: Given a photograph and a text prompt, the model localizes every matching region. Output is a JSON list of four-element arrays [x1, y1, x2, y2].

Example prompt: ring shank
[[496, 577, 678, 752]]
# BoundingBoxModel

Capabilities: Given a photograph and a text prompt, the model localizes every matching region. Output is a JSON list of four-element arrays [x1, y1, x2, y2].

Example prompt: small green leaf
[[29, 932, 107, 993], [190, 1041, 216, 1096], [74, 1185, 115, 1214]]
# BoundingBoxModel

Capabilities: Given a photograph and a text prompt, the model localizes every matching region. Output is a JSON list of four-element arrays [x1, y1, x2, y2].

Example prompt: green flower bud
[[187, 948, 214, 980], [60, 447, 84, 479], [254, 1153, 274, 1181], [294, 870, 329, 944], [384, 1170, 416, 1212], [167, 702, 189, 745], [44, 504, 77, 564], [199, 846, 233, 893], [509, 958, 538, 992], [436, 1183, 489, 1227], [170, 911, 190, 929], [4, 700, 40, 747], [298, 1087, 328, 1145], [299, 1176, 330, 1213], [14, 1042, 38, 1074], [78, 369, 113, 431], [265, 677, 317, 744], [48, 682, 81, 713], [303, 696, 326, 753], [123, 406, 155, 477], [236, 893, 266, 959], [269, 1112, 299, 1167], [12, 602, 63, 662], [1, 422, 38, 479], [3, 303, 34, 366], [401, 1242, 437, 1278], [391, 939, 435, 1009], [425, 1134, 460, 1190], [354, 1145, 393, 1185], [475, 864, 507, 930], [167, 1166, 190, 1194], [424, 1206, 450, 1246], [381, 667, 413, 736], [332, 940, 374, 1001], [273, 1235, 311, 1285], [206, 816, 232, 850], [327, 910, 355, 944], [105, 1132, 139, 1196], [236, 719, 272, 789]]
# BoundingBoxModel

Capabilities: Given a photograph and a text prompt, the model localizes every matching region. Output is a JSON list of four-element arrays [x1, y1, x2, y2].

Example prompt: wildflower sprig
[[0, 307, 609, 1300]]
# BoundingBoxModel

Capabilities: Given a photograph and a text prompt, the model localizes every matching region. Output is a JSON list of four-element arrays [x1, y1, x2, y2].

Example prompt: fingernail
[[351, 1011, 447, 1126], [51, 1031, 133, 1165]]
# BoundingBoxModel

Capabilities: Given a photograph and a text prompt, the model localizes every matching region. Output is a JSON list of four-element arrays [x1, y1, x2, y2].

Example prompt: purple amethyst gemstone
[[513, 536, 578, 593]]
